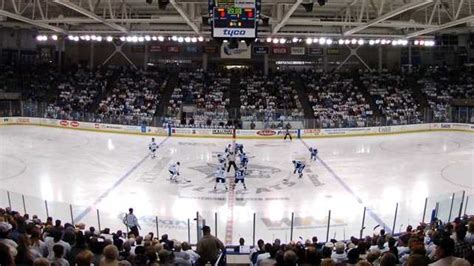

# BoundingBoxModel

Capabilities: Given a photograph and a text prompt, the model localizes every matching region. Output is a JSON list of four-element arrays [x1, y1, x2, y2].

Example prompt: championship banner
[[220, 42, 252, 59]]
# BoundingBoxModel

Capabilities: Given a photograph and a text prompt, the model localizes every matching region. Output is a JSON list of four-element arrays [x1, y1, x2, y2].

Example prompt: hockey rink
[[0, 125, 473, 244]]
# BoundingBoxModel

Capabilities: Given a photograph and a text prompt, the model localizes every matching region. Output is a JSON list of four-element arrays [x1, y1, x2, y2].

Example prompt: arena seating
[[417, 66, 474, 122], [44, 65, 112, 121], [0, 206, 472, 265], [97, 67, 168, 125], [361, 71, 423, 125], [239, 71, 304, 125], [166, 69, 230, 128], [302, 71, 373, 128]]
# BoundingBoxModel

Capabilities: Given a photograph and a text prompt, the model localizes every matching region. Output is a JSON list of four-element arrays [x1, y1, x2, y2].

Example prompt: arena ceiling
[[0, 0, 473, 39]]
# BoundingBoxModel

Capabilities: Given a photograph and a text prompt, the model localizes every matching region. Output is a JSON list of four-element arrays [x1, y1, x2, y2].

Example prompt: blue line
[[299, 139, 391, 233], [75, 137, 169, 222]]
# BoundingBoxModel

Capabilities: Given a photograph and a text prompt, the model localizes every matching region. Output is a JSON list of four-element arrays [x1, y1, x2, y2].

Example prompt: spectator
[[100, 244, 119, 266], [429, 237, 469, 265], [0, 221, 18, 257], [50, 244, 69, 266], [331, 241, 348, 263], [454, 225, 471, 259], [0, 242, 15, 266], [182, 242, 200, 264], [75, 250, 94, 266], [196, 226, 224, 265]]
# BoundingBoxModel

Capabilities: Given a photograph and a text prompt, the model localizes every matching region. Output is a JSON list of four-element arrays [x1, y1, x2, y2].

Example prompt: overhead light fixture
[[106, 36, 113, 42], [96, 36, 102, 42], [317, 0, 326, 6], [306, 38, 313, 45], [279, 38, 286, 44], [185, 37, 191, 43], [369, 40, 375, 45], [51, 35, 58, 41], [326, 38, 333, 45], [158, 36, 165, 42], [198, 36, 204, 42], [191, 37, 197, 43]]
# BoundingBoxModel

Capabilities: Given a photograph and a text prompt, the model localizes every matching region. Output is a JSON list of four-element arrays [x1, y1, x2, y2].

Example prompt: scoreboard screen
[[211, 0, 259, 39]]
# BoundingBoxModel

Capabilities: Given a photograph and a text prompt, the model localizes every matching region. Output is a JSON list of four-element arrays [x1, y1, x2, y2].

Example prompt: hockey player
[[168, 162, 180, 183], [214, 167, 228, 191], [234, 167, 247, 190], [148, 138, 158, 159], [224, 144, 232, 156], [292, 160, 305, 178], [217, 153, 227, 169], [309, 147, 318, 161], [235, 143, 244, 154], [239, 152, 249, 168]]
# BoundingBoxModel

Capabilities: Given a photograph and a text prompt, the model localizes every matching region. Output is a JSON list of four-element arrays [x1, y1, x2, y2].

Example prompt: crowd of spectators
[[167, 69, 230, 128], [239, 71, 303, 124], [361, 70, 423, 126], [44, 65, 111, 121], [302, 71, 373, 128], [416, 66, 474, 122], [96, 67, 167, 125], [1, 204, 473, 266]]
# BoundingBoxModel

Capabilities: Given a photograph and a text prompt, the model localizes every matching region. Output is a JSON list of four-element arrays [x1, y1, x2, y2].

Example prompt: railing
[[0, 188, 472, 245], [3, 101, 472, 129]]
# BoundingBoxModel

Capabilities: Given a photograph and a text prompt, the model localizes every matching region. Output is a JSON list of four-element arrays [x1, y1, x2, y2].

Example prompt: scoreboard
[[210, 0, 260, 39]]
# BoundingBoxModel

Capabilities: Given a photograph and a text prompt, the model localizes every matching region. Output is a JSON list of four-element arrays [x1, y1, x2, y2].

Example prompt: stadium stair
[[294, 78, 317, 119], [90, 70, 118, 112], [228, 74, 241, 120], [406, 75, 429, 108], [155, 71, 178, 117], [355, 76, 382, 117]]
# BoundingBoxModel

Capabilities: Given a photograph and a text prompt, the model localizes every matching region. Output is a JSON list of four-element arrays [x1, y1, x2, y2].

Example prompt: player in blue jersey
[[235, 143, 244, 154], [148, 138, 158, 159], [309, 147, 318, 161], [214, 167, 228, 191], [239, 153, 249, 168], [234, 167, 247, 190], [292, 160, 305, 178]]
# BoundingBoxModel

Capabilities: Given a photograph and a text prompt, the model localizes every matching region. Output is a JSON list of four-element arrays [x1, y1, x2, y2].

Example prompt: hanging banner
[[309, 47, 323, 55], [291, 47, 306, 55], [203, 46, 218, 54], [220, 42, 252, 59], [272, 47, 288, 54], [149, 45, 162, 53], [253, 46, 269, 55], [167, 46, 180, 53]]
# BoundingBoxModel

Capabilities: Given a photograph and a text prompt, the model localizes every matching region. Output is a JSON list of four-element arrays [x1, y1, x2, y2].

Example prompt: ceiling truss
[[0, 0, 472, 38]]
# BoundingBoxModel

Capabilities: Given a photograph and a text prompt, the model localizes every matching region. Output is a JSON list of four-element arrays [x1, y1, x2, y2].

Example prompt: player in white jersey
[[148, 138, 158, 159], [213, 167, 228, 191], [168, 162, 180, 183], [234, 167, 247, 190], [217, 154, 227, 170]]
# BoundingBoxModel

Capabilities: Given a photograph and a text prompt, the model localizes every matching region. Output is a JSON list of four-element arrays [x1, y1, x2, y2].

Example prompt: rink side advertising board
[[210, 0, 260, 39], [1, 117, 473, 138]]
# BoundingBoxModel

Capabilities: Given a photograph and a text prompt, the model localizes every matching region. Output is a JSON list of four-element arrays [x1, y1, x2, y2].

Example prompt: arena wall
[[1, 117, 473, 139]]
